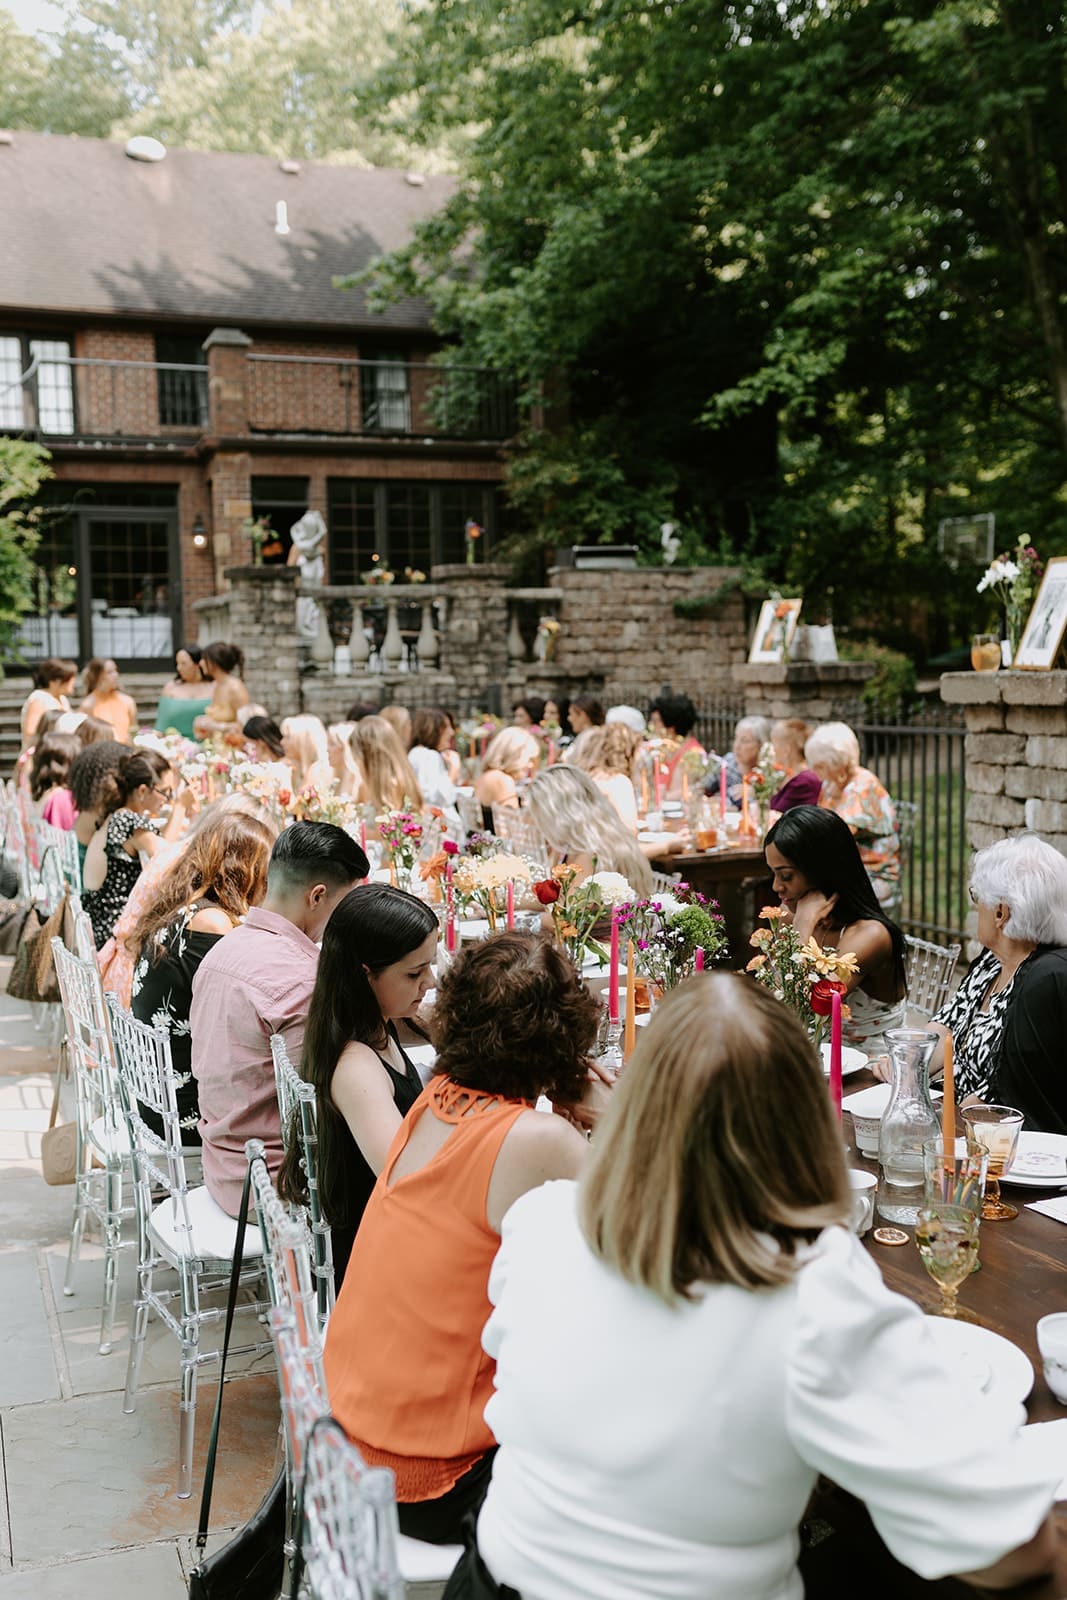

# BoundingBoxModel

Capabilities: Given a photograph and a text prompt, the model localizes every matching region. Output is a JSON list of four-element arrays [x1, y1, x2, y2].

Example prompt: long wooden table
[[834, 1077, 1067, 1595]]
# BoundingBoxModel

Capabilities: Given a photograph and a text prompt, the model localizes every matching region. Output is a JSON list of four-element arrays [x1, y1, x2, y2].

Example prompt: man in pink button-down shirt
[[191, 820, 368, 1216]]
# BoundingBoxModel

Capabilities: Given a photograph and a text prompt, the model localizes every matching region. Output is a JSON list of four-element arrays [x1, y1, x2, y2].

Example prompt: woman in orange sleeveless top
[[323, 929, 611, 1545]]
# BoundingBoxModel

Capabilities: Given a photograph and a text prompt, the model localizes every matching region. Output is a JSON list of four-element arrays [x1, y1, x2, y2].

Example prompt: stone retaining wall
[[940, 670, 1067, 854]]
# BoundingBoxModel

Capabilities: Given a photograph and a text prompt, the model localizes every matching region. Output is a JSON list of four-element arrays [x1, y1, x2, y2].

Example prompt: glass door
[[81, 511, 180, 665]]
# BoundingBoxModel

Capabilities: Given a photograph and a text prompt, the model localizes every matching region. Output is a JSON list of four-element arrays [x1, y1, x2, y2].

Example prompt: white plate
[[819, 1043, 868, 1079], [925, 1319, 1033, 1405], [1001, 1132, 1067, 1189]]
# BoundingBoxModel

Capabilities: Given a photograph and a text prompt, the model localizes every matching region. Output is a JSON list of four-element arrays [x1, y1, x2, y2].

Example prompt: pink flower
[[443, 839, 459, 856]]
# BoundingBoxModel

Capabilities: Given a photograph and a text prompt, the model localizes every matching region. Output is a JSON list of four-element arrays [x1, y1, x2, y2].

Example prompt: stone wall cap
[[431, 562, 513, 580], [734, 661, 876, 685], [204, 327, 253, 349], [224, 564, 298, 582]]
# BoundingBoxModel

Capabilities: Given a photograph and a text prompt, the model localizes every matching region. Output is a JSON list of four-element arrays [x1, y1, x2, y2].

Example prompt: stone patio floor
[[0, 959, 280, 1597]]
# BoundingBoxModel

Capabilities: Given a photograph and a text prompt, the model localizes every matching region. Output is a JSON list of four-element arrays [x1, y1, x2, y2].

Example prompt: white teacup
[[848, 1169, 877, 1236], [1037, 1313, 1067, 1404]]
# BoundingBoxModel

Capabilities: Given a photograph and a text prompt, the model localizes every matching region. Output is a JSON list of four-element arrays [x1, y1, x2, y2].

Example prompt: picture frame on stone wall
[[749, 597, 803, 664], [1014, 557, 1067, 670]]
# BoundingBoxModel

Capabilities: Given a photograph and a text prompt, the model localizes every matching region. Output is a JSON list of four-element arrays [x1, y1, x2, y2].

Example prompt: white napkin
[[1021, 1420, 1067, 1499], [1026, 1195, 1067, 1224]]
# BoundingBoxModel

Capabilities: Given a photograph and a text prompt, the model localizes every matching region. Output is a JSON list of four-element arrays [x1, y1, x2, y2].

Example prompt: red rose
[[278, 789, 292, 807], [533, 879, 561, 905], [810, 978, 847, 1016], [442, 839, 459, 856]]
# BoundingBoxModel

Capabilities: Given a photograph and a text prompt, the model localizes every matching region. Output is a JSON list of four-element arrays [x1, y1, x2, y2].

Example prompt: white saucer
[[1001, 1132, 1067, 1189], [819, 1043, 868, 1079], [925, 1319, 1033, 1404]]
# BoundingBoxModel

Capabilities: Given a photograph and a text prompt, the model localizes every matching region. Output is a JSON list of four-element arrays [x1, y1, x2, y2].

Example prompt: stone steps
[[0, 675, 170, 773]]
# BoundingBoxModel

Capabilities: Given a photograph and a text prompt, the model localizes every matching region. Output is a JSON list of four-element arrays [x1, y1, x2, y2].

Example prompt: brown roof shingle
[[0, 130, 452, 332]]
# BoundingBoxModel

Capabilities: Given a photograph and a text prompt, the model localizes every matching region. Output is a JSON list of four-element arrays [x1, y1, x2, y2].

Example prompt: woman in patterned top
[[922, 836, 1067, 1101], [128, 812, 275, 1140], [81, 749, 196, 948], [806, 722, 899, 905]]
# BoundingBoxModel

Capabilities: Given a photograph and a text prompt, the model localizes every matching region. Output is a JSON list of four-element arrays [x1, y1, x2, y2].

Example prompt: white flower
[[587, 871, 635, 906], [652, 893, 685, 919], [977, 558, 1020, 594]]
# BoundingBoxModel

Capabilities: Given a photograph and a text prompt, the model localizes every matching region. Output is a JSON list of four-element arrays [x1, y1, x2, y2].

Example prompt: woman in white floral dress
[[128, 813, 274, 1140]]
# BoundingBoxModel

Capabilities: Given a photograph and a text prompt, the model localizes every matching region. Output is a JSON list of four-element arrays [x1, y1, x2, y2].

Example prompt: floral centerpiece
[[177, 740, 237, 798], [464, 518, 482, 565], [746, 906, 858, 1045], [285, 785, 357, 829], [458, 714, 503, 761], [977, 537, 1043, 661], [532, 866, 635, 966], [403, 566, 427, 584], [533, 616, 560, 662], [744, 741, 784, 836], [377, 809, 423, 889], [615, 883, 727, 992], [453, 852, 532, 927]]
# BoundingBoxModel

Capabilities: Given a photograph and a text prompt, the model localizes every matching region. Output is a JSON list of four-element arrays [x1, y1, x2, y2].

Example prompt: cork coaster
[[872, 1227, 909, 1247]]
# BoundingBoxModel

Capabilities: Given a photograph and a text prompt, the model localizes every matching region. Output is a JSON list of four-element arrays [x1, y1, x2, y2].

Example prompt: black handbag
[[188, 1166, 285, 1600]]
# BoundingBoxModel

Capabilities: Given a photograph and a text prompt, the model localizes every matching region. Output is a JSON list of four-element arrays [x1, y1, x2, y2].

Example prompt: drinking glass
[[915, 1203, 981, 1321], [923, 1138, 987, 1272], [971, 633, 1001, 672], [962, 1105, 1024, 1221]]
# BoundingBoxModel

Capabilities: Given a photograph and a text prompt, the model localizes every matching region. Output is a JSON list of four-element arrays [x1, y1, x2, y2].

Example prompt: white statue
[[287, 510, 327, 640], [660, 521, 681, 565]]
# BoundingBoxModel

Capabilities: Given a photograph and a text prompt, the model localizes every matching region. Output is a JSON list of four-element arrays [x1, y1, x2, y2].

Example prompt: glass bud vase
[[876, 1028, 940, 1226]]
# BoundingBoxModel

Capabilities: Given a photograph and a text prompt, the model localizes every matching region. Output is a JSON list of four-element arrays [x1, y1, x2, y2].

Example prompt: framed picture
[[1015, 557, 1067, 670], [749, 597, 803, 664]]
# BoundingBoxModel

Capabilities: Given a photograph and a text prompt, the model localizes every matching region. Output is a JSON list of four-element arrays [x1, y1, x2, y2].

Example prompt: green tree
[[358, 0, 1067, 653], [0, 440, 52, 677], [0, 9, 130, 135]]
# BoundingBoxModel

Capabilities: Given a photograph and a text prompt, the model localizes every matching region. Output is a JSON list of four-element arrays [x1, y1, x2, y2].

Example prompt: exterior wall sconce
[[192, 514, 210, 551]]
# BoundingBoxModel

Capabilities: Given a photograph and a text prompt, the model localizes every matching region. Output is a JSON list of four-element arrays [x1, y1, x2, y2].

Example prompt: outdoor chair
[[296, 1411, 406, 1600], [270, 1306, 460, 1600], [455, 790, 483, 839], [650, 869, 681, 897], [904, 934, 961, 1022], [35, 817, 82, 894], [248, 1139, 322, 1375], [271, 1032, 335, 1327], [51, 936, 134, 1355], [107, 995, 271, 1498], [491, 804, 547, 862]]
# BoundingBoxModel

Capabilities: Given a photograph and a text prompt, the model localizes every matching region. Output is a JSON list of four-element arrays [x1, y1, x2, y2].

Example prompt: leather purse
[[188, 1166, 285, 1600], [40, 1043, 77, 1187]]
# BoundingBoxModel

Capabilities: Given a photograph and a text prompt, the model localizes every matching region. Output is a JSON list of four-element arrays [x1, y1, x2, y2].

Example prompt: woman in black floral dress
[[81, 749, 195, 947], [128, 811, 274, 1140]]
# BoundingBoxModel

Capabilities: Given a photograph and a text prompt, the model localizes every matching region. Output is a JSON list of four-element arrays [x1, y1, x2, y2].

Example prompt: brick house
[[0, 130, 512, 665]]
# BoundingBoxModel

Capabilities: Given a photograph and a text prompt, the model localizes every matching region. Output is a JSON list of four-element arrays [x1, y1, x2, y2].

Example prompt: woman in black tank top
[[278, 884, 440, 1287]]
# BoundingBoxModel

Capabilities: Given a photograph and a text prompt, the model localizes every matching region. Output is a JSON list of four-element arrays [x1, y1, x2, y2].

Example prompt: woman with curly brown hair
[[324, 930, 611, 1547], [128, 810, 275, 1139]]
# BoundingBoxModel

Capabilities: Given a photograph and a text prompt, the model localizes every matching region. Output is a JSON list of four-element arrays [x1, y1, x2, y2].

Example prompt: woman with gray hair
[[920, 834, 1067, 1103], [805, 720, 898, 904], [705, 715, 771, 808]]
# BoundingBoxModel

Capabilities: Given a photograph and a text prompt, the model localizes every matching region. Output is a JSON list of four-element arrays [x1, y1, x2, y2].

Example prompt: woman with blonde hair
[[570, 722, 640, 832], [380, 703, 412, 749], [453, 973, 1062, 1600], [525, 766, 653, 894], [474, 728, 539, 830], [281, 713, 332, 794], [327, 722, 361, 798], [129, 810, 275, 1140], [349, 715, 423, 813]]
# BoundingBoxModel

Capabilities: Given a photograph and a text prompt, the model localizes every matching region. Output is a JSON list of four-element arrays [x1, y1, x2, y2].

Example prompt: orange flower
[[420, 850, 448, 882]]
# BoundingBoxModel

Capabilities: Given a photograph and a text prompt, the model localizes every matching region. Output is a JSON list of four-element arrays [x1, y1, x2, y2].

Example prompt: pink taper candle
[[719, 763, 727, 822], [446, 909, 456, 954], [608, 913, 620, 1023], [694, 946, 705, 973], [359, 818, 367, 853], [829, 989, 843, 1119], [506, 880, 515, 930], [654, 758, 663, 809]]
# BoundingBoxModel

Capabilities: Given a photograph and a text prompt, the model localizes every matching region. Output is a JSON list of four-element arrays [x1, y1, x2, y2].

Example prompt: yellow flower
[[749, 928, 772, 948], [746, 954, 768, 972], [760, 905, 785, 921]]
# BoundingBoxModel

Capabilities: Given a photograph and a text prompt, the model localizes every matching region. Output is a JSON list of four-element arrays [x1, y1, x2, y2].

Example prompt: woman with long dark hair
[[81, 748, 197, 947], [764, 805, 906, 1050], [155, 644, 212, 738], [193, 641, 249, 738], [278, 883, 439, 1285]]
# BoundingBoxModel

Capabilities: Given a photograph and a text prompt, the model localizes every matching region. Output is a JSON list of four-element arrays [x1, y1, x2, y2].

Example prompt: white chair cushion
[[148, 1184, 265, 1264], [89, 1114, 132, 1158], [397, 1535, 463, 1581]]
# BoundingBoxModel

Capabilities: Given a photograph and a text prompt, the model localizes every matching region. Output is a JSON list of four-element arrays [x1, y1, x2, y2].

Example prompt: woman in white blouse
[[449, 973, 1061, 1600]]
